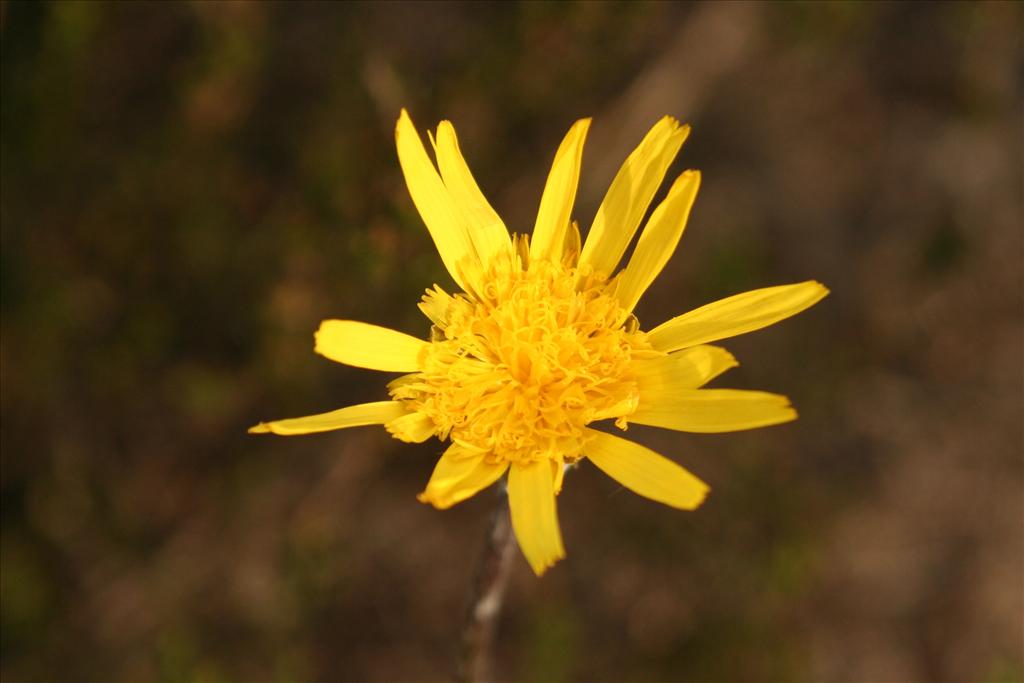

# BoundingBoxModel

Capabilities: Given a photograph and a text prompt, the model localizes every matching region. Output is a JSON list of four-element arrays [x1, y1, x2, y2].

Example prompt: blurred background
[[2, 2, 1021, 681]]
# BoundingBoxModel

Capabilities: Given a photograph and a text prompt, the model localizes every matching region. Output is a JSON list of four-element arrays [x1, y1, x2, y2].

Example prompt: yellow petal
[[508, 460, 565, 576], [616, 171, 701, 314], [562, 220, 582, 268], [552, 458, 566, 495], [249, 400, 406, 435], [584, 429, 708, 510], [418, 285, 453, 327], [530, 118, 591, 264], [315, 320, 426, 371], [385, 411, 436, 443], [514, 232, 530, 270], [434, 120, 511, 267], [396, 109, 478, 291], [579, 117, 690, 279], [417, 446, 508, 510], [630, 345, 738, 393], [647, 281, 829, 352], [630, 388, 797, 433]]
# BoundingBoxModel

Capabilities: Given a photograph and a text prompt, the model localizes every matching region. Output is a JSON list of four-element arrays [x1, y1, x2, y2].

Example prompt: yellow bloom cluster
[[251, 110, 827, 575]]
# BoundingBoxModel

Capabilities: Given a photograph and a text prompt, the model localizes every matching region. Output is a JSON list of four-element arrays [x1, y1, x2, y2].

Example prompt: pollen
[[389, 239, 653, 466]]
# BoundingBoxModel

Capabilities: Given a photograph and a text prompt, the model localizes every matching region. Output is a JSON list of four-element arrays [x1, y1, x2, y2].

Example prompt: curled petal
[[418, 446, 508, 510]]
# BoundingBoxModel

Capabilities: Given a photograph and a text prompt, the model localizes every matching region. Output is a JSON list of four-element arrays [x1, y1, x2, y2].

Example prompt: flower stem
[[455, 489, 516, 683]]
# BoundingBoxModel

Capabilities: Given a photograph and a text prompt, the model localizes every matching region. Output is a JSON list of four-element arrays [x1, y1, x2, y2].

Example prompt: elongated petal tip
[[248, 423, 272, 434], [522, 541, 565, 576], [414, 486, 477, 511], [312, 328, 325, 354], [395, 110, 411, 144], [663, 118, 691, 144], [396, 107, 411, 130], [688, 482, 711, 510], [774, 397, 799, 425], [531, 556, 562, 577], [795, 280, 831, 305], [416, 491, 448, 510]]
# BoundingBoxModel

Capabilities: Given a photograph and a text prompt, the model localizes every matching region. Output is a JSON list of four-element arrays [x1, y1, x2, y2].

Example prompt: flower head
[[251, 110, 828, 575]]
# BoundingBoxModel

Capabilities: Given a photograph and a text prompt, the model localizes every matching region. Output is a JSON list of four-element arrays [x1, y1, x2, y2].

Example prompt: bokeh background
[[2, 2, 1021, 682]]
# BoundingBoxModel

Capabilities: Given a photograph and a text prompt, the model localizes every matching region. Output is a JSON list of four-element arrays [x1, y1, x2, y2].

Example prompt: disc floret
[[390, 245, 652, 466]]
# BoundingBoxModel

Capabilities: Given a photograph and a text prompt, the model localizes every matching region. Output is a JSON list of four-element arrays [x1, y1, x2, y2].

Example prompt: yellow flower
[[251, 110, 828, 576]]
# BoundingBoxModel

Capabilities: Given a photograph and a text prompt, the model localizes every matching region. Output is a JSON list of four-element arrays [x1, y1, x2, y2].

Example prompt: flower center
[[390, 248, 652, 466]]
